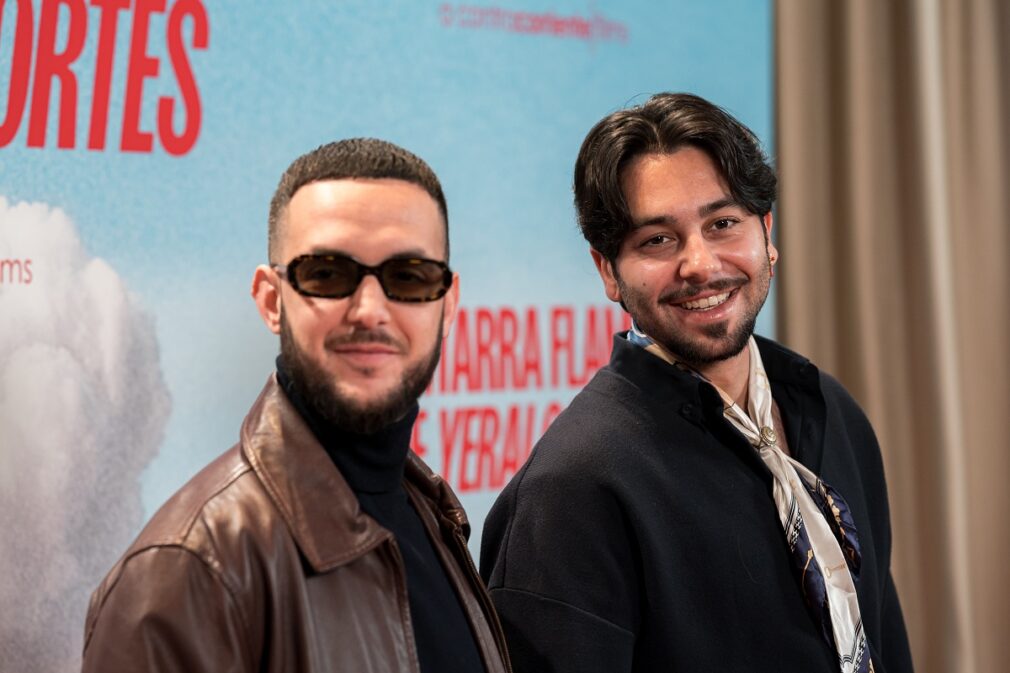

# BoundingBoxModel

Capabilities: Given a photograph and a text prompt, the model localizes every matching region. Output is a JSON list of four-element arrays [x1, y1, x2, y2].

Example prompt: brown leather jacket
[[81, 377, 511, 673]]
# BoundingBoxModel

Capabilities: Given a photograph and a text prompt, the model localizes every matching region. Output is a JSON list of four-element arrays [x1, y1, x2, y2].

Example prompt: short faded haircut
[[268, 138, 448, 263]]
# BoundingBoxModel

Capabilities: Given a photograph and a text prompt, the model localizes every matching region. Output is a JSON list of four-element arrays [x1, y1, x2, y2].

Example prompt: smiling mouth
[[678, 289, 736, 311]]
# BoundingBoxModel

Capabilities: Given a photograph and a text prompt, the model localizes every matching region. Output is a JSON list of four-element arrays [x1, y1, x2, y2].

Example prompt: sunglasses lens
[[285, 255, 450, 301], [291, 256, 359, 297], [381, 259, 449, 300]]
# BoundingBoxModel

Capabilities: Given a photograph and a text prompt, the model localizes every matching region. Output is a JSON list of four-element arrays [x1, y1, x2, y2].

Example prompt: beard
[[280, 310, 443, 435], [618, 254, 771, 368]]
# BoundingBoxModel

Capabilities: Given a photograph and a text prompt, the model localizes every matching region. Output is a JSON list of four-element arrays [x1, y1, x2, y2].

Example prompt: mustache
[[659, 276, 746, 304], [325, 329, 405, 352]]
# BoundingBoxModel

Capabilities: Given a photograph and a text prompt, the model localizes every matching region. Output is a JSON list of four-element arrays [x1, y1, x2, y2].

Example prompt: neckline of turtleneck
[[276, 357, 417, 495]]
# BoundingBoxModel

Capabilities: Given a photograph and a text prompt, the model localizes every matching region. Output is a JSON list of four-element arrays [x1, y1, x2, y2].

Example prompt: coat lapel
[[240, 376, 391, 573]]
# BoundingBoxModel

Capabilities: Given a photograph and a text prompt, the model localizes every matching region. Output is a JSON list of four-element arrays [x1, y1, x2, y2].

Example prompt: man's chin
[[686, 339, 749, 366], [329, 384, 403, 418], [652, 324, 753, 368], [315, 386, 414, 435]]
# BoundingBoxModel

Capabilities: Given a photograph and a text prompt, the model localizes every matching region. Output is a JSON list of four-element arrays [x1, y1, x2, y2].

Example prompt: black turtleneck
[[276, 359, 485, 673]]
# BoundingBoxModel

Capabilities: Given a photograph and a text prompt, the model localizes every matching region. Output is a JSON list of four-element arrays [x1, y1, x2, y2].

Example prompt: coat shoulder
[[95, 444, 280, 609], [543, 368, 658, 450], [130, 445, 261, 552]]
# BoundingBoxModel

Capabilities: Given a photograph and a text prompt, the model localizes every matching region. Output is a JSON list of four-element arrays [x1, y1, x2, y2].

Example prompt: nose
[[344, 274, 391, 329], [678, 234, 720, 283]]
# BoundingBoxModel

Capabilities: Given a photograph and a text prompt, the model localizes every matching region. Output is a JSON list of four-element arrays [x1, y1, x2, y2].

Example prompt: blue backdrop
[[0, 2, 771, 671]]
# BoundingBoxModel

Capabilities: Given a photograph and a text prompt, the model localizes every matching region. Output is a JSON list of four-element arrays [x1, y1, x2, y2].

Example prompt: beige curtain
[[775, 1, 1010, 672]]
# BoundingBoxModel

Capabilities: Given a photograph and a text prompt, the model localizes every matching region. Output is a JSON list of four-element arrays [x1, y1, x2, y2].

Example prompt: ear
[[252, 264, 282, 335], [762, 212, 779, 268], [590, 248, 623, 304], [441, 273, 460, 337]]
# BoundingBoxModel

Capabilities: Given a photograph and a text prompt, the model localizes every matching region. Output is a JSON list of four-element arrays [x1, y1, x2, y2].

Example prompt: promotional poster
[[0, 2, 772, 670]]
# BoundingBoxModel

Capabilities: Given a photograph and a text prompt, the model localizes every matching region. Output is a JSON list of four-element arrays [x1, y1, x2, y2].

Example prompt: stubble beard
[[618, 254, 771, 368], [279, 310, 443, 435]]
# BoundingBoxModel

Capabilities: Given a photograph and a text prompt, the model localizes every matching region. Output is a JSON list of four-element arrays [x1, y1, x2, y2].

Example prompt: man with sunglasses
[[81, 139, 510, 673]]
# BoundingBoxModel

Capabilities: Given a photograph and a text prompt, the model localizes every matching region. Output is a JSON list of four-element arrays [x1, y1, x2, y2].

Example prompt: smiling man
[[81, 139, 510, 673], [481, 94, 914, 673]]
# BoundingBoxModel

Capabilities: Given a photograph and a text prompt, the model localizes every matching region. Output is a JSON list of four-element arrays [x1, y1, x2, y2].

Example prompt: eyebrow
[[306, 247, 433, 260], [698, 197, 740, 217], [629, 197, 743, 229]]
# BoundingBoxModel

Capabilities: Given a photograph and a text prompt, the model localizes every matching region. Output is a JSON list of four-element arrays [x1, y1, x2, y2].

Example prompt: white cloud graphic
[[0, 197, 171, 673]]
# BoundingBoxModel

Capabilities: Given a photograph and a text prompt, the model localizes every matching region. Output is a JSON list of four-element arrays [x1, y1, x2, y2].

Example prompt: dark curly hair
[[268, 138, 448, 263], [573, 93, 776, 260]]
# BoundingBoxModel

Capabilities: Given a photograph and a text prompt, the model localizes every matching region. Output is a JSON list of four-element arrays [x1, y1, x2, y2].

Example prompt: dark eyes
[[711, 217, 739, 231], [305, 267, 338, 281], [389, 267, 430, 284], [638, 218, 739, 248], [642, 234, 671, 246]]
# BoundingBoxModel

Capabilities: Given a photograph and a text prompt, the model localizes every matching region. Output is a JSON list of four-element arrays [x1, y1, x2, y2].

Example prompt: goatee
[[618, 252, 771, 369], [279, 311, 442, 435]]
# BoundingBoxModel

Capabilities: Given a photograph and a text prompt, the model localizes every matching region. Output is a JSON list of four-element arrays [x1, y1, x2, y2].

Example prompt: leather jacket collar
[[240, 376, 471, 572]]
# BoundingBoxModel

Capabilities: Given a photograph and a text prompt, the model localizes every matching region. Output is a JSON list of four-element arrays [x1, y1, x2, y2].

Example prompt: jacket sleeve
[[480, 438, 639, 673], [82, 546, 255, 673], [488, 586, 635, 673], [877, 570, 915, 673]]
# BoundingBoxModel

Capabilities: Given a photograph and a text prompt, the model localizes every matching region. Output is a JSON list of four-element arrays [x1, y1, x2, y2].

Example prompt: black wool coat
[[480, 334, 914, 673]]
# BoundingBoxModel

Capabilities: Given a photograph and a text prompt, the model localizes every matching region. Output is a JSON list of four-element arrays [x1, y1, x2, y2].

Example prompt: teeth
[[681, 291, 731, 310]]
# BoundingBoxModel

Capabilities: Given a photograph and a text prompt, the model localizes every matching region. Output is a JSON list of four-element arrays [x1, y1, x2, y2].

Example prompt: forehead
[[279, 178, 446, 262], [620, 148, 732, 219]]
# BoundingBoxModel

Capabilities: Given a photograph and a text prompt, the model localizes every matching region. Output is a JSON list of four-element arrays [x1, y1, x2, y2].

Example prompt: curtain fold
[[775, 2, 1010, 672]]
